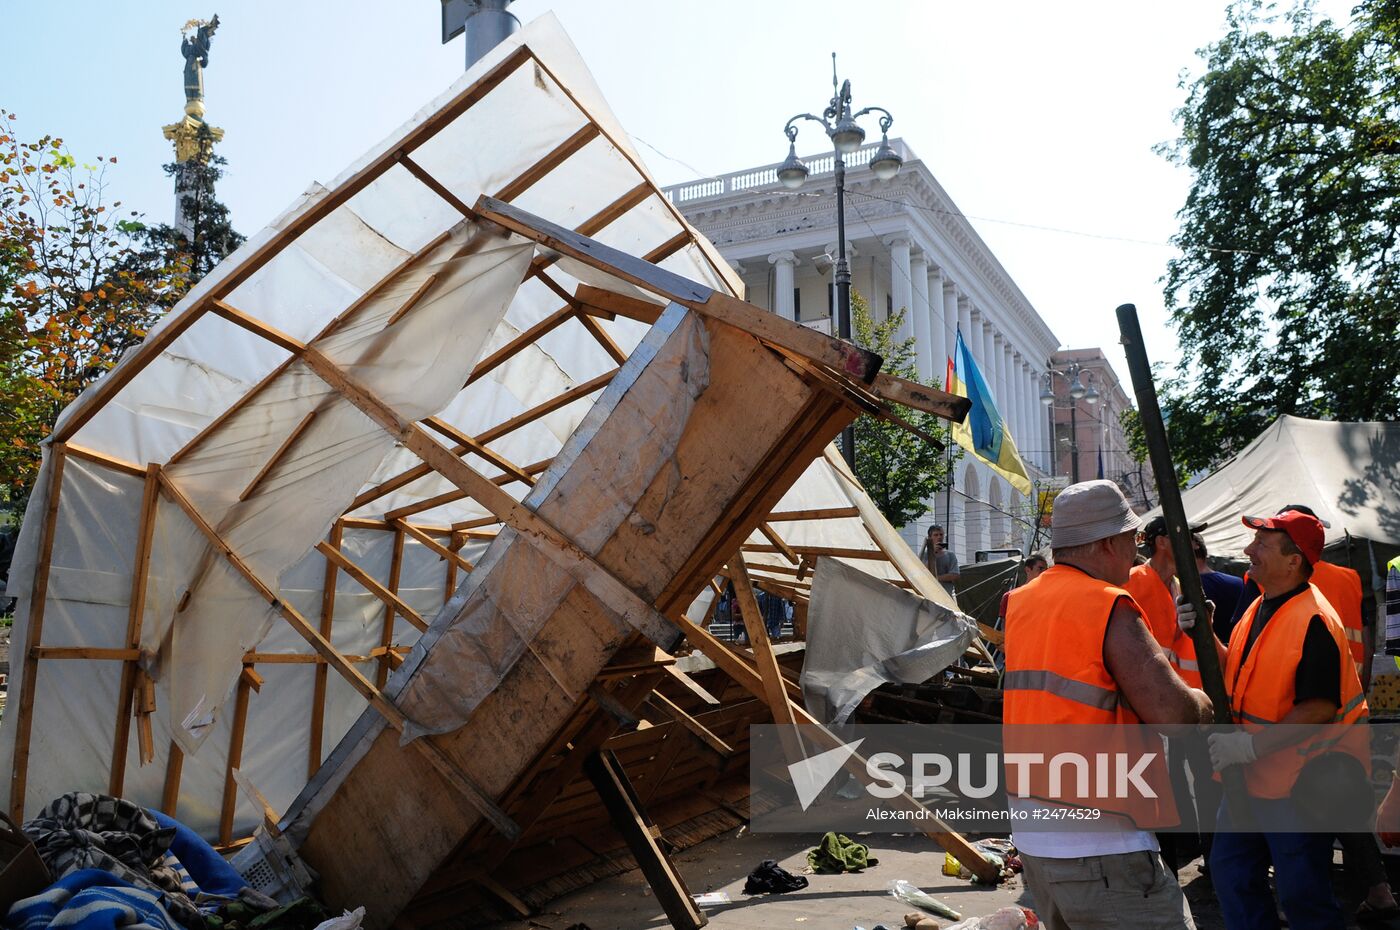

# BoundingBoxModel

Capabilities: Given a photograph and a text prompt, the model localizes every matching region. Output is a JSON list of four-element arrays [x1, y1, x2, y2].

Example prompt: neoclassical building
[[663, 138, 1062, 561]]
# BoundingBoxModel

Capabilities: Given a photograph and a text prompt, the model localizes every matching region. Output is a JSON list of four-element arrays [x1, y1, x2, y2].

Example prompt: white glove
[[1208, 730, 1257, 771], [1175, 595, 1214, 633]]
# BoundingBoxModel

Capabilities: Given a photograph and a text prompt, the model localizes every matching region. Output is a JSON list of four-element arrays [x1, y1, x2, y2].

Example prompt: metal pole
[[834, 152, 856, 469], [1069, 400, 1079, 484], [1115, 302, 1252, 825]]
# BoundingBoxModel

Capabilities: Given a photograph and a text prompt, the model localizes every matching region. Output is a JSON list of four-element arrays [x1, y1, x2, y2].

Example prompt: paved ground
[[489, 829, 1400, 930]]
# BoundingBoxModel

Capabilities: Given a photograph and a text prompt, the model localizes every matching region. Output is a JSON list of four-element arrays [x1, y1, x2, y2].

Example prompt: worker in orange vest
[[1178, 510, 1370, 930], [1004, 480, 1211, 930], [1124, 515, 1214, 876]]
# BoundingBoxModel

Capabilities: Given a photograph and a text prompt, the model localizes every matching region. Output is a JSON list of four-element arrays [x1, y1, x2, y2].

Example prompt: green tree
[[1161, 0, 1400, 474], [848, 291, 959, 528]]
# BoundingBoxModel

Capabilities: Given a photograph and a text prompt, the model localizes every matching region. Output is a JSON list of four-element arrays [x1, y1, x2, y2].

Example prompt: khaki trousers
[[1020, 850, 1196, 930]]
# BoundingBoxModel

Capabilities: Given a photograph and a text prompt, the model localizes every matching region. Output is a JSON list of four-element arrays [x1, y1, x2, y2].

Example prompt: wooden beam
[[219, 665, 257, 845], [396, 519, 476, 575], [66, 444, 145, 478], [475, 196, 883, 384], [377, 529, 406, 689], [385, 272, 441, 327], [572, 309, 628, 365], [582, 751, 706, 930], [494, 123, 600, 204], [767, 506, 861, 522], [574, 284, 664, 325], [645, 692, 735, 758], [663, 665, 720, 707], [314, 540, 427, 634], [161, 742, 184, 815], [157, 470, 521, 841], [9, 443, 66, 821], [398, 153, 477, 218], [309, 522, 341, 778], [742, 543, 888, 560], [423, 418, 535, 488], [35, 647, 140, 661], [211, 300, 307, 354], [238, 411, 318, 502], [757, 523, 799, 566], [871, 372, 972, 423], [463, 303, 575, 388], [231, 768, 282, 838]]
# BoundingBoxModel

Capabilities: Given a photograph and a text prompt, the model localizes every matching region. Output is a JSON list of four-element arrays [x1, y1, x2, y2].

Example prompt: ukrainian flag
[[946, 330, 1032, 494]]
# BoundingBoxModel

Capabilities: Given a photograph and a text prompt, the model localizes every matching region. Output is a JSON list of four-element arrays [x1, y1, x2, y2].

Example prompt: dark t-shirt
[[1202, 570, 1246, 641], [1236, 581, 1340, 707]]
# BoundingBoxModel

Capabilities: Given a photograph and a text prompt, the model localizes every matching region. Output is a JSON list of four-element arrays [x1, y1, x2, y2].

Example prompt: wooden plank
[[663, 665, 720, 707], [238, 410, 317, 502], [231, 768, 282, 838], [728, 557, 797, 730], [495, 123, 601, 204], [475, 196, 883, 384], [444, 533, 462, 603], [314, 541, 427, 634], [385, 272, 441, 327], [645, 692, 735, 758], [742, 543, 887, 560], [399, 153, 476, 219], [396, 519, 476, 575], [161, 742, 184, 815], [464, 304, 575, 387], [757, 523, 799, 565], [66, 444, 145, 478], [582, 751, 706, 930], [574, 284, 664, 325], [377, 529, 407, 689], [423, 418, 535, 488], [871, 372, 973, 423], [767, 506, 861, 522], [573, 310, 628, 365], [219, 666, 257, 845], [9, 443, 67, 821], [35, 647, 140, 661], [211, 299, 307, 354], [309, 522, 342, 778]]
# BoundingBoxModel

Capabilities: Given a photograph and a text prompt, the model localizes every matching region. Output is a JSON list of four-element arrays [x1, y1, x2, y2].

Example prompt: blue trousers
[[1209, 795, 1343, 930]]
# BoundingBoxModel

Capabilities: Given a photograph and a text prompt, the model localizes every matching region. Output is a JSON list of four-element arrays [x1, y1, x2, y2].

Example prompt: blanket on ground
[[4, 869, 181, 930]]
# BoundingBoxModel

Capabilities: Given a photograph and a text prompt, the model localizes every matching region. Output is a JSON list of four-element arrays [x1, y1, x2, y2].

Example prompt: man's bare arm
[[1104, 600, 1212, 724]]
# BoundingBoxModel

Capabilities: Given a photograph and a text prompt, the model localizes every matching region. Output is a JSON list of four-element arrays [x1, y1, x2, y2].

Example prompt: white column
[[977, 311, 996, 389], [885, 236, 912, 341], [1010, 351, 1026, 458], [767, 251, 798, 320], [942, 281, 960, 378], [926, 267, 945, 380], [956, 295, 973, 366], [995, 335, 1011, 425], [909, 252, 931, 379], [1036, 365, 1051, 473]]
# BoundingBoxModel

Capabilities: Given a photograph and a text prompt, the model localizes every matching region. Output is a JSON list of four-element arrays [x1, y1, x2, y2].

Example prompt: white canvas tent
[[1162, 415, 1400, 560], [0, 13, 976, 887]]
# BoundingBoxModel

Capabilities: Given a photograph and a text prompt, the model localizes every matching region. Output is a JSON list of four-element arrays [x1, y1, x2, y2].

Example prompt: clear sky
[[2, 0, 1354, 387]]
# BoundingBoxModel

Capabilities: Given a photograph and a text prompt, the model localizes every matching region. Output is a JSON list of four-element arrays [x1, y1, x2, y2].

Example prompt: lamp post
[[775, 54, 902, 468], [1040, 361, 1100, 483]]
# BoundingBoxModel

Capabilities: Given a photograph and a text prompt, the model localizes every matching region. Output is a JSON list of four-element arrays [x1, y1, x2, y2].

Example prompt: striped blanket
[[5, 870, 181, 930]]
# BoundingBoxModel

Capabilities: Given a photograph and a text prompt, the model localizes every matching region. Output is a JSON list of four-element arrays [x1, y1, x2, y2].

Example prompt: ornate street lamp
[[778, 54, 900, 467], [1040, 361, 1100, 483]]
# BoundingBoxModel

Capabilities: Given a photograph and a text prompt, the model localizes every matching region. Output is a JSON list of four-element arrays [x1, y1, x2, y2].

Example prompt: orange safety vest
[[1311, 561, 1366, 675], [1123, 563, 1202, 689], [1224, 584, 1370, 799], [1004, 565, 1177, 827]]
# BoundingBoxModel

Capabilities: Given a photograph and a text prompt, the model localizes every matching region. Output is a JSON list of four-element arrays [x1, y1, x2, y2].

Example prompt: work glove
[[1208, 730, 1257, 771], [1379, 775, 1400, 848], [1176, 595, 1214, 634]]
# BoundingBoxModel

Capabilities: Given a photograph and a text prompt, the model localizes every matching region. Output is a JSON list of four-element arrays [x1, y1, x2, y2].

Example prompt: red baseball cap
[[1241, 511, 1325, 564]]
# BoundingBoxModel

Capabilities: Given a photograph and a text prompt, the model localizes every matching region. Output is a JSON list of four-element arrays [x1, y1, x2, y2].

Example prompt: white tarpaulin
[[1154, 416, 1400, 558], [800, 556, 976, 725], [0, 13, 950, 840]]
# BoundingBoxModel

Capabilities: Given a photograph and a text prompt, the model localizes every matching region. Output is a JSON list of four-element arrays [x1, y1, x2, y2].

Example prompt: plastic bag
[[886, 880, 961, 920]]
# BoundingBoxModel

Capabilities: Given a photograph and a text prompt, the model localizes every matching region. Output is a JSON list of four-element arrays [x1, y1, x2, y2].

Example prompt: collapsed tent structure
[[0, 15, 997, 928]]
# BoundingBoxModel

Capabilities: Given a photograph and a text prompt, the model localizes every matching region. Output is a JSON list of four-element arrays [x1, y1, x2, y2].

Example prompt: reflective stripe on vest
[[1002, 669, 1120, 712], [1124, 563, 1202, 688]]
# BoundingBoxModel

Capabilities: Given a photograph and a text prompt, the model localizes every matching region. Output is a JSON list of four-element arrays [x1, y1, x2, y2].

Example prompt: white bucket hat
[[1051, 479, 1143, 548]]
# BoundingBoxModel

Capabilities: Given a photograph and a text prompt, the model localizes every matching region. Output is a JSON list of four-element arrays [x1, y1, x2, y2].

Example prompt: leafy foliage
[[1161, 0, 1400, 474], [0, 111, 242, 515], [848, 291, 959, 528]]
